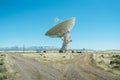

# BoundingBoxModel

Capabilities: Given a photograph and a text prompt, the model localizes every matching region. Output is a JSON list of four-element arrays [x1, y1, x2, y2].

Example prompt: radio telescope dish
[[45, 17, 76, 51]]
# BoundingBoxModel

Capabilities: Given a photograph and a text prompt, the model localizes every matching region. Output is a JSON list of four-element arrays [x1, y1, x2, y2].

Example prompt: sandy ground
[[4, 52, 120, 80]]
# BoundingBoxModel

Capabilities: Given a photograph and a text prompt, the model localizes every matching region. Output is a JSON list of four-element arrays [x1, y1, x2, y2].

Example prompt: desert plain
[[0, 50, 120, 80]]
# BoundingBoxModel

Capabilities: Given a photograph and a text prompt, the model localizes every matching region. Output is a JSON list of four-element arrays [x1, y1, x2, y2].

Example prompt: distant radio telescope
[[54, 18, 60, 23], [45, 17, 76, 51]]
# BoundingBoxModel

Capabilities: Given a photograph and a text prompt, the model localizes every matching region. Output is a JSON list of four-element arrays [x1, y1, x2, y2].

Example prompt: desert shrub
[[0, 66, 7, 73], [72, 50, 74, 53], [100, 55, 104, 58], [76, 51, 82, 53], [112, 65, 120, 70], [3, 75, 7, 79], [110, 55, 120, 71], [110, 59, 120, 64], [0, 75, 3, 80], [0, 54, 7, 80], [43, 56, 46, 58], [0, 54, 6, 57], [0, 58, 3, 62], [0, 61, 4, 65], [39, 54, 43, 56], [43, 51, 46, 53], [112, 55, 120, 59], [0, 74, 7, 80], [43, 59, 47, 61], [110, 61, 113, 64], [64, 74, 67, 77], [62, 56, 66, 58], [98, 60, 105, 64], [59, 50, 63, 53]]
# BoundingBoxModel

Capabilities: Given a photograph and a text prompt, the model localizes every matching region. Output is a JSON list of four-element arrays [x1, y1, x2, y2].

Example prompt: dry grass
[[0, 53, 8, 80], [92, 52, 120, 75], [0, 51, 120, 80]]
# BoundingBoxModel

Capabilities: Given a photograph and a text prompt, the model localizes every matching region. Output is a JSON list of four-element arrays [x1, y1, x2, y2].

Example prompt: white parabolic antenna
[[45, 17, 76, 51]]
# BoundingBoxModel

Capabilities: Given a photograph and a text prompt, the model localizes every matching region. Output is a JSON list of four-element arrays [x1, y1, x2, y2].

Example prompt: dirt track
[[7, 53, 120, 80]]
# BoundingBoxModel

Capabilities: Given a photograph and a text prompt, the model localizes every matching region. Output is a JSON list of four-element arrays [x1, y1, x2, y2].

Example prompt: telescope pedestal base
[[60, 32, 71, 51]]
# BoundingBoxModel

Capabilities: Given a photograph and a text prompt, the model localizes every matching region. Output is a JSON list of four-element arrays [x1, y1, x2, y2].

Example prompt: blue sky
[[0, 0, 120, 50]]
